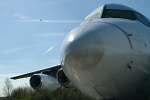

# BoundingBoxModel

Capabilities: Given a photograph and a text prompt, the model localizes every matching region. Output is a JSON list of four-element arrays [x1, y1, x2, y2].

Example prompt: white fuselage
[[60, 18, 150, 100], [10, 3, 150, 100]]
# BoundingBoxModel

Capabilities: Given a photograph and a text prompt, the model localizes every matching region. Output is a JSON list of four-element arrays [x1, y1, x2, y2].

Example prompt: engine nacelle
[[30, 74, 60, 91], [57, 69, 75, 89]]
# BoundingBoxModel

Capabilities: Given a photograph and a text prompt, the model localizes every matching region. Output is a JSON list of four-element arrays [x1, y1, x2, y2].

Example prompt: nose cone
[[60, 22, 132, 100], [61, 24, 104, 71]]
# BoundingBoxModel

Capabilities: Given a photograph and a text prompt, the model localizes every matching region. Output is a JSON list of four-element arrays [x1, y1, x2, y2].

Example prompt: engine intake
[[57, 69, 74, 88], [30, 74, 60, 91], [30, 75, 42, 89]]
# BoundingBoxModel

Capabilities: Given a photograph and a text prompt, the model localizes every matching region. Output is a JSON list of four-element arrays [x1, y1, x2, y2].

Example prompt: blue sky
[[0, 0, 150, 96]]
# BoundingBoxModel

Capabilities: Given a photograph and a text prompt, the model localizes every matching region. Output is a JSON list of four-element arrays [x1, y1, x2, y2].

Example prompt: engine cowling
[[30, 74, 60, 91], [57, 69, 75, 89]]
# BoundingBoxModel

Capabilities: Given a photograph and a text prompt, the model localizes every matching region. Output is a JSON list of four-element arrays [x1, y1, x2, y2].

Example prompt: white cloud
[[0, 59, 27, 63], [8, 59, 27, 63], [48, 59, 60, 63], [35, 32, 67, 37], [0, 43, 51, 54], [37, 0, 73, 7], [0, 66, 4, 69], [19, 18, 81, 23], [40, 19, 81, 23], [0, 73, 21, 78], [42, 45, 55, 55], [13, 14, 81, 23]]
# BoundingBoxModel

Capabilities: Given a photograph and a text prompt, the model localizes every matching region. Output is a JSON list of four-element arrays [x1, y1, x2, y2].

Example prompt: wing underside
[[11, 65, 61, 80]]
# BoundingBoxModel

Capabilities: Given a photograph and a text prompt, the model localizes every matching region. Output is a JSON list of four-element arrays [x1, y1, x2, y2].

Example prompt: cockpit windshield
[[102, 9, 135, 20], [81, 4, 150, 27]]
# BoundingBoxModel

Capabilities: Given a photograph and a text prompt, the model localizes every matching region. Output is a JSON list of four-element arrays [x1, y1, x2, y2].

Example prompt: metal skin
[[60, 6, 150, 100], [10, 4, 150, 100], [30, 74, 60, 91]]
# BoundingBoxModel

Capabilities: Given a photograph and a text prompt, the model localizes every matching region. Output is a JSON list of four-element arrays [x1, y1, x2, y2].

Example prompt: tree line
[[1, 78, 91, 100]]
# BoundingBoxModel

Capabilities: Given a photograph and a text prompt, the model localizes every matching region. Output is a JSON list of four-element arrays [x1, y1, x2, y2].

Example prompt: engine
[[29, 68, 74, 91], [30, 74, 60, 91], [57, 69, 75, 89]]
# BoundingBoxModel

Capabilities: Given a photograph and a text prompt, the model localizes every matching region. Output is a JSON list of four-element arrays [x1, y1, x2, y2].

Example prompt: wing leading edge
[[11, 65, 61, 80]]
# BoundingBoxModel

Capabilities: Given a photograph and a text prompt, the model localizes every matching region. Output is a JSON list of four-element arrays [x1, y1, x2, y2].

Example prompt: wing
[[11, 65, 61, 80]]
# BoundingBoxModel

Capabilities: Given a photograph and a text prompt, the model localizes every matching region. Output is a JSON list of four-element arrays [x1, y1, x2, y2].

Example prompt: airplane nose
[[61, 23, 104, 71], [60, 22, 130, 99]]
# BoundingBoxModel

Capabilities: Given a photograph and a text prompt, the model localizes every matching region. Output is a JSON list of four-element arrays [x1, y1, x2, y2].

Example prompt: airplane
[[39, 19, 42, 21], [11, 4, 150, 100]]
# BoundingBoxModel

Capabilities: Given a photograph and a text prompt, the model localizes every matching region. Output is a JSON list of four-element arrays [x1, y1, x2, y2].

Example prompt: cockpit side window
[[82, 11, 101, 24], [102, 9, 135, 20], [144, 16, 150, 24], [134, 12, 150, 27]]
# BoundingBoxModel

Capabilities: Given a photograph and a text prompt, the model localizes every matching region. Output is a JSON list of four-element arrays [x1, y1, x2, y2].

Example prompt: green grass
[[1, 87, 91, 100]]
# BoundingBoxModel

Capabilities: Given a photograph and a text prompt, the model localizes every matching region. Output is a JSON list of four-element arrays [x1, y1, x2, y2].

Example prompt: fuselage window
[[135, 13, 150, 27], [102, 9, 135, 20]]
